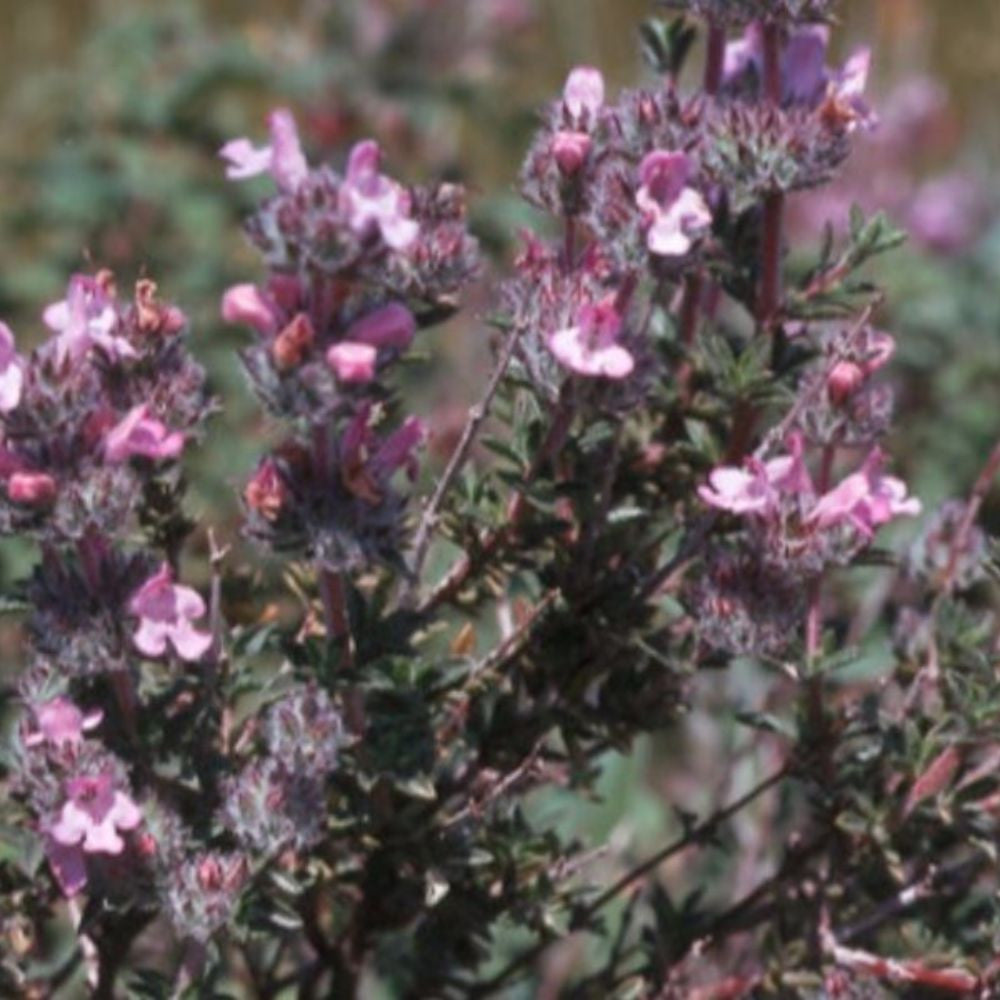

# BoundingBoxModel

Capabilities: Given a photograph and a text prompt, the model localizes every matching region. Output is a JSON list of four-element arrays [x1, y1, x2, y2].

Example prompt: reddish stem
[[759, 191, 785, 330], [318, 567, 365, 737], [758, 22, 785, 331], [675, 20, 726, 402], [419, 399, 574, 614], [704, 20, 726, 96]]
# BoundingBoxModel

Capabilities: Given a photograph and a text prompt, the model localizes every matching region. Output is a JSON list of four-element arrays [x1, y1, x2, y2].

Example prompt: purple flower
[[24, 697, 102, 751], [128, 563, 212, 662], [219, 108, 309, 192], [221, 283, 280, 335], [343, 303, 416, 351], [326, 342, 378, 383], [724, 23, 829, 102], [563, 66, 604, 123], [548, 297, 634, 379], [723, 22, 874, 130], [103, 405, 185, 464], [369, 416, 426, 481], [340, 405, 426, 501], [635, 151, 712, 257], [782, 25, 830, 103], [42, 274, 134, 365], [0, 322, 24, 412], [50, 773, 141, 855], [339, 140, 419, 251], [808, 449, 921, 538], [699, 436, 813, 516]]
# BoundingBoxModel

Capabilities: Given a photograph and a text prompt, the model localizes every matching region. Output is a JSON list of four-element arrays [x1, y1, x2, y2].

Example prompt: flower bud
[[271, 314, 315, 371], [326, 342, 378, 383], [344, 303, 416, 350], [552, 131, 592, 177], [244, 459, 289, 521], [827, 360, 864, 406], [221, 284, 278, 335], [7, 471, 57, 505]]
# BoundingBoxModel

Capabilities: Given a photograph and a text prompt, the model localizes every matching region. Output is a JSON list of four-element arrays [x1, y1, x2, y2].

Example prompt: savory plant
[[1, 2, 999, 997]]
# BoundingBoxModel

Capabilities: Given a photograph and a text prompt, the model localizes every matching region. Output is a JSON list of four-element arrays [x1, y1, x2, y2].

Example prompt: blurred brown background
[[1, 0, 998, 159]]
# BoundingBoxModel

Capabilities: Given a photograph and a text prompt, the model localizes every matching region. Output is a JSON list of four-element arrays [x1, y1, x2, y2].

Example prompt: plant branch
[[470, 766, 788, 996], [406, 321, 523, 597]]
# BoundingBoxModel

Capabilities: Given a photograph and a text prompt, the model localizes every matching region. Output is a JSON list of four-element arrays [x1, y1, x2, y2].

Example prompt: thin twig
[[406, 322, 523, 597], [470, 766, 787, 996], [940, 436, 1000, 592], [417, 397, 575, 615]]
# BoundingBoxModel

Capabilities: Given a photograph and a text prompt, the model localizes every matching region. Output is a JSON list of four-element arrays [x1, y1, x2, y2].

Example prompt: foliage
[[0, 3, 999, 999]]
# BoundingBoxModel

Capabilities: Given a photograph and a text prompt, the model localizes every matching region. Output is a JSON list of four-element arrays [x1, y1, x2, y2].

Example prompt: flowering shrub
[[2, 3, 1000, 998]]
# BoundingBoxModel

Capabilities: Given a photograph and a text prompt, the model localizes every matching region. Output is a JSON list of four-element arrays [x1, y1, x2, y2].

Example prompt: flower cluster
[[13, 693, 142, 898], [695, 323, 919, 654], [222, 109, 478, 570], [0, 274, 203, 540]]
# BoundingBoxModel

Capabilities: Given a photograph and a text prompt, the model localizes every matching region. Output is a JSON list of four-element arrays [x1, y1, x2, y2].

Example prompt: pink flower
[[636, 151, 712, 257], [103, 405, 185, 464], [548, 297, 634, 379], [343, 303, 416, 351], [563, 66, 604, 122], [339, 140, 419, 251], [129, 563, 212, 662], [808, 449, 921, 538], [552, 131, 592, 176], [221, 284, 280, 335], [0, 322, 23, 412], [43, 274, 134, 365], [219, 108, 309, 192], [699, 436, 813, 515], [24, 698, 102, 751], [50, 773, 141, 855], [326, 342, 378, 383], [7, 471, 57, 506]]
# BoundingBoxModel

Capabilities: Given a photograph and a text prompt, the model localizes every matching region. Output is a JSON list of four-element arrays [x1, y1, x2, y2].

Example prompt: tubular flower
[[339, 140, 419, 251], [219, 108, 309, 192], [128, 563, 212, 662], [103, 405, 185, 464], [221, 284, 280, 336], [548, 297, 633, 379], [808, 449, 921, 538], [24, 698, 102, 751], [636, 151, 712, 258], [50, 773, 141, 856], [699, 436, 813, 515], [42, 273, 134, 365]]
